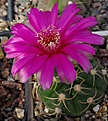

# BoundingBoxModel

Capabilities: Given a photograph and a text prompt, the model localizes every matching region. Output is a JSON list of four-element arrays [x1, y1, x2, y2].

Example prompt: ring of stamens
[[37, 25, 60, 51]]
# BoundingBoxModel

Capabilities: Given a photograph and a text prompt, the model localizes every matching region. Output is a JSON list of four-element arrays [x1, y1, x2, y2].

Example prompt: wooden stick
[[24, 78, 34, 121]]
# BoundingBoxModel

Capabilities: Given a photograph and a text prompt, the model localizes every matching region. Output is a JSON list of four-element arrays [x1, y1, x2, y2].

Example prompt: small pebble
[[15, 107, 25, 119], [100, 105, 107, 112], [93, 104, 100, 112], [2, 10, 7, 16], [0, 46, 4, 60], [93, 2, 102, 8], [1, 68, 10, 78], [4, 108, 12, 112]]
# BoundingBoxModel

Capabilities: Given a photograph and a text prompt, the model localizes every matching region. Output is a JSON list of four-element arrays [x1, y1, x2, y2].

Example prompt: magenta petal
[[59, 15, 83, 35], [4, 36, 39, 48], [4, 39, 42, 59], [40, 3, 58, 27], [66, 15, 83, 28], [64, 44, 96, 55], [6, 52, 23, 58], [60, 9, 80, 33], [56, 53, 76, 83], [28, 8, 45, 31], [40, 11, 51, 27], [3, 36, 24, 46], [71, 16, 97, 31], [63, 46, 92, 73], [40, 54, 59, 90], [57, 3, 77, 28], [29, 8, 45, 27], [18, 55, 48, 83], [40, 59, 54, 90], [51, 2, 58, 25], [74, 52, 92, 73], [4, 43, 42, 54], [27, 14, 41, 32], [72, 34, 104, 45], [24, 20, 36, 32], [56, 64, 72, 84], [63, 17, 97, 39], [11, 24, 37, 43], [58, 8, 80, 34], [3, 36, 32, 46], [5, 45, 41, 59], [12, 54, 37, 76]]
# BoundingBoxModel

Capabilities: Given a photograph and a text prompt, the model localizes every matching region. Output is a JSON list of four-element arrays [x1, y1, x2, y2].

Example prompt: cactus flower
[[3, 3, 104, 90]]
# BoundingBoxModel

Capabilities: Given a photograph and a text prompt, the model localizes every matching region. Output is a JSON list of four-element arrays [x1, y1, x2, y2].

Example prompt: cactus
[[38, 58, 108, 116]]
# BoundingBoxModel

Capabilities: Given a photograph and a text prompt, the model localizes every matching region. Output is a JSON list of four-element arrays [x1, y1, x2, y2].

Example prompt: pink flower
[[3, 3, 104, 90]]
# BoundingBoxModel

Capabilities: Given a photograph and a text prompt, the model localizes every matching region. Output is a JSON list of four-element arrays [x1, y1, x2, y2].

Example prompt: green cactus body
[[38, 58, 108, 116]]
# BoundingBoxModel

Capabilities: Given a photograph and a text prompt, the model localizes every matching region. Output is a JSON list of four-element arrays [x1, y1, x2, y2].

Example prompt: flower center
[[37, 25, 60, 51]]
